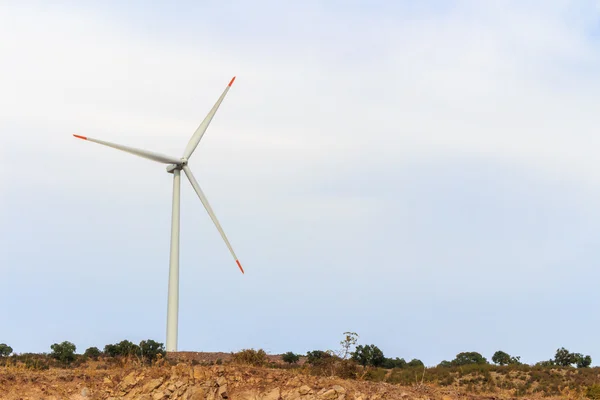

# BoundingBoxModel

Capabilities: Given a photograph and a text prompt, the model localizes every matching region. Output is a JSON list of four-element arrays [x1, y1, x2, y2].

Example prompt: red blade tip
[[73, 134, 87, 140], [236, 260, 244, 274], [228, 76, 236, 87]]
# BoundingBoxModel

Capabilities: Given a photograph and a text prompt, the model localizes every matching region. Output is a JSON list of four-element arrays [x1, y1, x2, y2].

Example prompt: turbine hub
[[166, 159, 188, 173]]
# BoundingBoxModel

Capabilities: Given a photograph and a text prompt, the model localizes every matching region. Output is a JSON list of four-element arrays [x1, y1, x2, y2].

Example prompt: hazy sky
[[1, 0, 600, 366]]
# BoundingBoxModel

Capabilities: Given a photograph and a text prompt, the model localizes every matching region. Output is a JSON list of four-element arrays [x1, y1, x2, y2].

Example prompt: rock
[[167, 384, 177, 392], [287, 377, 301, 386], [218, 383, 229, 399], [186, 387, 206, 400], [176, 380, 186, 388], [193, 367, 207, 382], [103, 377, 113, 385], [281, 389, 301, 400], [152, 392, 166, 400], [81, 387, 90, 397], [236, 389, 260, 400], [318, 389, 338, 400], [260, 387, 281, 400], [206, 387, 219, 400], [332, 386, 346, 395], [120, 372, 137, 390], [400, 393, 410, 399], [125, 387, 141, 399], [176, 387, 187, 397], [143, 378, 165, 394], [299, 386, 313, 395], [216, 376, 228, 387]]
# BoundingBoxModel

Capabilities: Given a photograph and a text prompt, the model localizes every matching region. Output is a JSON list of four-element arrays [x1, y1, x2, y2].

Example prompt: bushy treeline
[[436, 347, 592, 369], [0, 339, 165, 368], [279, 344, 592, 370], [267, 335, 597, 398], [1, 336, 592, 371], [226, 337, 598, 398]]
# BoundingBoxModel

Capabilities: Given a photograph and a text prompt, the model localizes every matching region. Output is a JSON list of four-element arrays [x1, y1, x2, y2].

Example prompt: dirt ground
[[0, 359, 574, 400]]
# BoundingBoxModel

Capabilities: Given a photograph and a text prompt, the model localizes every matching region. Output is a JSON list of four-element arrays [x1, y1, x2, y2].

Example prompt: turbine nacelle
[[166, 159, 188, 174]]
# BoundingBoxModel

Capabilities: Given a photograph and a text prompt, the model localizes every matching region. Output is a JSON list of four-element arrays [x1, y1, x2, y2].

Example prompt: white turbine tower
[[74, 76, 243, 352]]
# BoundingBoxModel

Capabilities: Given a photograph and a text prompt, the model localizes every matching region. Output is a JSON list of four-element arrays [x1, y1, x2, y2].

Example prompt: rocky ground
[[0, 361, 576, 400]]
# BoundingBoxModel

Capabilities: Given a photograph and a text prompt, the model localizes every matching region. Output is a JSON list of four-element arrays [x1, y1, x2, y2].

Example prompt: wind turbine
[[73, 76, 243, 352]]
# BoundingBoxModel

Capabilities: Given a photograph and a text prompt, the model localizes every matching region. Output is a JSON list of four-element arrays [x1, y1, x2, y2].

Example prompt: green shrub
[[83, 347, 101, 360], [587, 384, 600, 400], [577, 355, 592, 368], [103, 340, 140, 358], [383, 357, 406, 369], [281, 352, 300, 364], [452, 351, 487, 366], [351, 344, 384, 367], [25, 357, 50, 370], [305, 350, 337, 376], [407, 358, 424, 368], [306, 350, 332, 365], [492, 351, 511, 366], [335, 359, 359, 379], [364, 367, 387, 382], [50, 341, 76, 366], [232, 349, 268, 366], [0, 343, 13, 357], [554, 347, 575, 367], [139, 339, 165, 363]]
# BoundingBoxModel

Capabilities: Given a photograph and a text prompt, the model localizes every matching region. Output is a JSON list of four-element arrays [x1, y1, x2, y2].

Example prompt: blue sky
[[1, 0, 600, 366]]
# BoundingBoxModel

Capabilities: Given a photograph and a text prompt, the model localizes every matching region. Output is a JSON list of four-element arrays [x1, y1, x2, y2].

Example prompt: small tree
[[0, 344, 13, 358], [139, 340, 166, 363], [50, 341, 76, 366], [281, 352, 300, 364], [305, 350, 337, 376], [492, 351, 512, 366], [554, 347, 576, 367], [576, 354, 592, 368], [509, 355, 522, 365], [438, 360, 452, 368], [306, 350, 332, 365], [351, 344, 385, 367], [83, 347, 101, 360], [383, 357, 407, 369], [104, 340, 139, 358], [452, 352, 487, 366], [338, 332, 359, 360], [407, 358, 424, 368], [103, 343, 119, 357]]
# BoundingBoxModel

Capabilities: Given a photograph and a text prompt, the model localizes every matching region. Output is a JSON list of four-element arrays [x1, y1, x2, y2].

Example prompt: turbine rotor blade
[[182, 165, 244, 274], [182, 77, 235, 160], [73, 134, 181, 165]]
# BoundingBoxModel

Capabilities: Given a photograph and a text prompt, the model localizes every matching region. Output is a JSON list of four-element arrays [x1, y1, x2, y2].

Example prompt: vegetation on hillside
[[1, 333, 597, 398]]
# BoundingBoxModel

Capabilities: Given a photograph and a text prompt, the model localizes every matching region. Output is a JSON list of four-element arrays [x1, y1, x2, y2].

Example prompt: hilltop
[[2, 353, 600, 400]]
